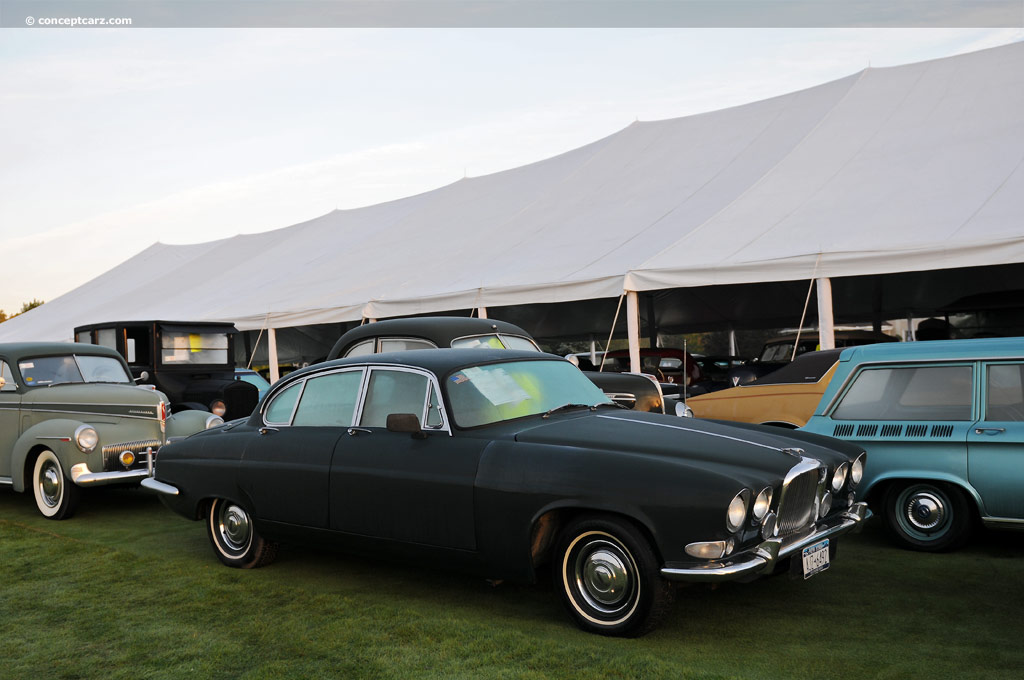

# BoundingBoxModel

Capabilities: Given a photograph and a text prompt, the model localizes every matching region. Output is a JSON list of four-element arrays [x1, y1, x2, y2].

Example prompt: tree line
[[0, 299, 44, 324]]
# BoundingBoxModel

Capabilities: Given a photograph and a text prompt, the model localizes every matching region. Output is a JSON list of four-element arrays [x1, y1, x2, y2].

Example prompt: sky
[[1, 23, 1022, 314]]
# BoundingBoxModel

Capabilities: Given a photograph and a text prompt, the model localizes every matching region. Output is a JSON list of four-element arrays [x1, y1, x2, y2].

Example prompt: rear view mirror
[[386, 413, 427, 439]]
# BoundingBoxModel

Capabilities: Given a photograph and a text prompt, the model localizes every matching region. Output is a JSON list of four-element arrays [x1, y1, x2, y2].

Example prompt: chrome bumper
[[139, 449, 180, 496], [660, 502, 870, 583], [70, 447, 157, 487]]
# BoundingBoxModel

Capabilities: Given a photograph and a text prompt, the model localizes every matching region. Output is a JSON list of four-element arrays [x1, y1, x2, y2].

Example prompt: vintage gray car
[[0, 342, 223, 519]]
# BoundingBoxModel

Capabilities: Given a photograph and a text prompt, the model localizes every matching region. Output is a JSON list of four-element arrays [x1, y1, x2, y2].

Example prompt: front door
[[968, 362, 1024, 519], [330, 367, 483, 550]]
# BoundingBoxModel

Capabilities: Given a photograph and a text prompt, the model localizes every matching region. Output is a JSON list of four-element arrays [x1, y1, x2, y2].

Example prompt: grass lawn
[[2, 487, 1022, 680]]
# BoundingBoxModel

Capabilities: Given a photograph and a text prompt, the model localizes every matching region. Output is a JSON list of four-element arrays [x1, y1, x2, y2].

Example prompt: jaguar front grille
[[775, 461, 825, 535]]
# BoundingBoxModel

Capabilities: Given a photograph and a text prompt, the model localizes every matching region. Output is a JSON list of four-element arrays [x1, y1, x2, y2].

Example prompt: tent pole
[[268, 328, 280, 384], [816, 277, 836, 350], [477, 307, 488, 319], [626, 290, 641, 374], [729, 329, 737, 356]]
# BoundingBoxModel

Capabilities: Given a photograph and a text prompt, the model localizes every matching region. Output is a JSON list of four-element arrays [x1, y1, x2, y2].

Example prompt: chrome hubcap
[[39, 464, 61, 508], [574, 540, 633, 614], [905, 491, 945, 531], [218, 504, 251, 552]]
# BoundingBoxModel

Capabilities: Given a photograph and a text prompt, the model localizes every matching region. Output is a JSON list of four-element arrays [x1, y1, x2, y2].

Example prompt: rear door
[[968, 362, 1024, 519]]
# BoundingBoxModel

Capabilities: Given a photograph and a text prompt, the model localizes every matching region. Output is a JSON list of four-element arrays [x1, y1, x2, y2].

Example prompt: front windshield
[[19, 355, 132, 386], [446, 359, 611, 428], [161, 331, 229, 365]]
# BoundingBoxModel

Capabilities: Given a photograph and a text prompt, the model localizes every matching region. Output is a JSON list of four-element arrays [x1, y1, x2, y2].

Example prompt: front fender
[[166, 409, 216, 440], [12, 419, 92, 492]]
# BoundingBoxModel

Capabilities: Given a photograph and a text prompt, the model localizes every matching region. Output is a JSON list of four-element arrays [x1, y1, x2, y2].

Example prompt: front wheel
[[32, 449, 80, 520], [883, 481, 972, 552], [552, 515, 673, 637], [207, 498, 278, 568]]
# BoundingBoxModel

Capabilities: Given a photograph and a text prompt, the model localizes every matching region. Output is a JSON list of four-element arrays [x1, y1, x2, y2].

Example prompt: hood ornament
[[780, 447, 805, 458]]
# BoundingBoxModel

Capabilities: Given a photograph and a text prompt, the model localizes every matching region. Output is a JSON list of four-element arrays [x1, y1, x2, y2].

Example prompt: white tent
[[4, 42, 1023, 374]]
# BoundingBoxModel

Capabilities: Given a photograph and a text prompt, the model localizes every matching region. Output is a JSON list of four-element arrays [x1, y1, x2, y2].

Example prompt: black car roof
[[285, 348, 560, 383], [751, 349, 844, 385], [327, 317, 533, 360]]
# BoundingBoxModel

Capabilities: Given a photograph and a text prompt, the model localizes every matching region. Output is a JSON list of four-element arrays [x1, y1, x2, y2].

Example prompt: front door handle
[[974, 427, 1006, 434], [347, 427, 373, 437], [259, 427, 279, 436]]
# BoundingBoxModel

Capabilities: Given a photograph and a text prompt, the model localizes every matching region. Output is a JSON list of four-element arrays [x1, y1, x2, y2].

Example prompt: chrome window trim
[[823, 360, 977, 418], [355, 364, 451, 435], [262, 379, 308, 427], [263, 366, 368, 427], [981, 361, 1024, 422]]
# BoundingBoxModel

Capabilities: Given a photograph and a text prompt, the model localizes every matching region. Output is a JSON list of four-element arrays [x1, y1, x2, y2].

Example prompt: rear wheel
[[883, 481, 972, 552], [207, 498, 278, 568], [32, 449, 80, 520], [552, 515, 673, 637]]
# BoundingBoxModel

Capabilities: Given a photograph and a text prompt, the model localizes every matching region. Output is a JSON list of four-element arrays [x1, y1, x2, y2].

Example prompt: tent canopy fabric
[[3, 42, 1023, 343]]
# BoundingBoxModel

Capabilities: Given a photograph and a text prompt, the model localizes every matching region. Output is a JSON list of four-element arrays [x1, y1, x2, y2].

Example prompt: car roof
[[0, 342, 126, 363], [751, 349, 843, 385], [839, 336, 1024, 363], [74, 320, 238, 332], [327, 317, 534, 359]]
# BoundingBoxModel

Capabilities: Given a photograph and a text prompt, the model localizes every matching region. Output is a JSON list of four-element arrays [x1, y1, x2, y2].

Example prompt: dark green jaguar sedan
[[144, 349, 868, 636]]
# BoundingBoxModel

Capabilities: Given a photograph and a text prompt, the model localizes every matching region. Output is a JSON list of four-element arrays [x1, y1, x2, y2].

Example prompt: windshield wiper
[[542, 403, 595, 418], [594, 401, 629, 410]]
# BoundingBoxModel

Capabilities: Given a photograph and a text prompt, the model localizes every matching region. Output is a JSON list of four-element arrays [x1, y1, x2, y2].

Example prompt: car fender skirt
[[660, 502, 870, 582]]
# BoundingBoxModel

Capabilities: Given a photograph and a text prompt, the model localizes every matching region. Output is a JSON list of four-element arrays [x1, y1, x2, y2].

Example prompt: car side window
[[832, 365, 973, 421], [0, 360, 16, 391], [379, 338, 436, 352], [359, 369, 430, 428], [425, 384, 443, 428], [265, 382, 303, 424], [292, 371, 363, 427], [344, 339, 375, 358], [985, 364, 1024, 421]]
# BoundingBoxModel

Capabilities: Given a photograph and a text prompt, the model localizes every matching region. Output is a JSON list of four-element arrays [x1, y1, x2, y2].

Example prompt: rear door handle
[[974, 427, 1006, 434], [347, 427, 373, 437]]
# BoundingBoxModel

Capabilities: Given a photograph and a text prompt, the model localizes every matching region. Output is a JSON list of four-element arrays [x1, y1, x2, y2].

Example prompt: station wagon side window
[[832, 364, 973, 421], [265, 381, 303, 425], [985, 364, 1024, 421], [292, 370, 363, 427], [359, 369, 431, 428], [0, 361, 16, 391]]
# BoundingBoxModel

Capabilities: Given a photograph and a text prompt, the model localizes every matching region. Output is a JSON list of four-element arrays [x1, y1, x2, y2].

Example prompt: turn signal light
[[119, 451, 135, 467]]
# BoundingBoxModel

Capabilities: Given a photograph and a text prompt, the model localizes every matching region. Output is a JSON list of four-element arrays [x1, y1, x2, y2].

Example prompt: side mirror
[[138, 371, 150, 382], [386, 413, 427, 439]]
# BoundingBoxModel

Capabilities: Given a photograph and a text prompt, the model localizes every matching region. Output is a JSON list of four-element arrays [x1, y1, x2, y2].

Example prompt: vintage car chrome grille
[[101, 439, 162, 471], [775, 464, 823, 535]]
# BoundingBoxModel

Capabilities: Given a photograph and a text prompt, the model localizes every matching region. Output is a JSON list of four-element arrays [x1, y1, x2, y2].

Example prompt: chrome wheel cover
[[564, 531, 640, 624], [217, 503, 252, 553], [38, 461, 62, 509], [896, 485, 951, 539]]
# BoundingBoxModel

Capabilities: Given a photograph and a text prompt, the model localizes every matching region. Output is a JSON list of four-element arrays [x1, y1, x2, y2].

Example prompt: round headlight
[[752, 487, 773, 520], [850, 453, 865, 487], [726, 489, 750, 533], [210, 400, 227, 417], [831, 463, 849, 493], [205, 414, 225, 429], [819, 491, 833, 518], [74, 425, 98, 452]]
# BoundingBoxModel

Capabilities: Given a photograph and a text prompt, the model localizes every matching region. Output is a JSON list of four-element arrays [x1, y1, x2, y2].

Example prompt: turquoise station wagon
[[803, 337, 1024, 551]]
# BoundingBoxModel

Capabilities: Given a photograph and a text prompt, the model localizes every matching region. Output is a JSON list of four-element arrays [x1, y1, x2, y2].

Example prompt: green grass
[[2, 488, 1022, 680]]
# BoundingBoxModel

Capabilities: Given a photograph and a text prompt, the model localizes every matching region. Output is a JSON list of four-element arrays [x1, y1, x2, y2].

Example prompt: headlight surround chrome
[[831, 463, 849, 493], [74, 425, 99, 452], [752, 487, 773, 521], [205, 414, 225, 429], [850, 453, 865, 488], [726, 489, 751, 533]]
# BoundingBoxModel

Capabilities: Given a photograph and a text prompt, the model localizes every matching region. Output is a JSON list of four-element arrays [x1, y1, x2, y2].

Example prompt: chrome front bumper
[[660, 502, 870, 583]]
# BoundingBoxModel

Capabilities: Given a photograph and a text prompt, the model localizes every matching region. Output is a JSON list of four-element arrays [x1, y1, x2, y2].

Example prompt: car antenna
[[683, 338, 688, 405]]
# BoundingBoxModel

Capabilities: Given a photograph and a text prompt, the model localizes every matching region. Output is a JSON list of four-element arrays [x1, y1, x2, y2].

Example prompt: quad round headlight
[[210, 400, 227, 417], [752, 487, 773, 521], [74, 425, 99, 452], [831, 463, 849, 493], [726, 489, 751, 533], [850, 453, 865, 488]]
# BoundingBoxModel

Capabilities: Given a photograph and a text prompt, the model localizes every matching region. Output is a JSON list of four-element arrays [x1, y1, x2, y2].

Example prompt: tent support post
[[477, 307, 488, 319], [268, 328, 280, 384], [816, 277, 836, 350], [729, 329, 737, 356], [626, 290, 641, 374]]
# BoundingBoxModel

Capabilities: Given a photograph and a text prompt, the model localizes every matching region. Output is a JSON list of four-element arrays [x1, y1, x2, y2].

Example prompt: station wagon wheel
[[31, 449, 80, 520], [884, 482, 972, 552], [552, 515, 673, 637], [207, 498, 279, 569]]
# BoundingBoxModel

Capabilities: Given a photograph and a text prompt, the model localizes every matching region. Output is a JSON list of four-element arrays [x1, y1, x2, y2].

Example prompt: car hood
[[512, 410, 848, 477], [21, 383, 166, 419]]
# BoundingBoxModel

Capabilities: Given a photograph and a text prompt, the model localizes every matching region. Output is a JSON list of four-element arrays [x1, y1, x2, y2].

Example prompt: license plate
[[801, 539, 830, 579]]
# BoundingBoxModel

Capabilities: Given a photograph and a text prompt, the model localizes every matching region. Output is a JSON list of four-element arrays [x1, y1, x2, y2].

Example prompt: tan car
[[687, 349, 843, 428]]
